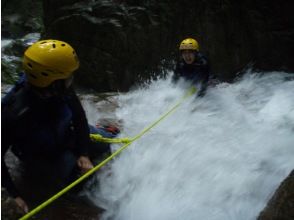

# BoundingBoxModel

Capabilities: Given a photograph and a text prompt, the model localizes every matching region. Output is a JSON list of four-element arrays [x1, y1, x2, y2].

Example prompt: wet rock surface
[[1, 188, 24, 220], [42, 0, 294, 91], [3, 1, 293, 91], [2, 0, 43, 38], [1, 33, 41, 84], [258, 170, 294, 220], [1, 187, 103, 220]]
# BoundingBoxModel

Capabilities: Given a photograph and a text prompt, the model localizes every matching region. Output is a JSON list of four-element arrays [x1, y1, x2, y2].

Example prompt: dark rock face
[[42, 0, 294, 91], [258, 170, 294, 220], [2, 0, 43, 84], [1, 34, 41, 84], [42, 0, 174, 91], [194, 0, 294, 80], [1, 0, 43, 38], [1, 188, 24, 220]]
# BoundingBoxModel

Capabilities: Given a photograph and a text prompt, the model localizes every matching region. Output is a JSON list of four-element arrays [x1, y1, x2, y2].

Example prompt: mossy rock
[[1, 58, 22, 84]]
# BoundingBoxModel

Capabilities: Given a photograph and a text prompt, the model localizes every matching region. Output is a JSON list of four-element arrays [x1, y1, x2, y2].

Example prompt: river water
[[83, 71, 294, 220]]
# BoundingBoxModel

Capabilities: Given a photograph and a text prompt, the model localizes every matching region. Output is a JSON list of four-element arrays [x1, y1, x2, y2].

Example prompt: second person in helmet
[[173, 38, 210, 96]]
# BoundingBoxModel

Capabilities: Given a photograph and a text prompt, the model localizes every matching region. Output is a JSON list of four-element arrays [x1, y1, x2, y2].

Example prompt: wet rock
[[258, 170, 294, 220], [1, 188, 24, 220], [42, 0, 294, 91], [2, 33, 41, 57], [42, 0, 170, 92], [2, 0, 43, 38], [1, 187, 104, 220], [1, 58, 22, 84], [1, 33, 41, 84], [4, 0, 293, 91], [33, 196, 104, 220]]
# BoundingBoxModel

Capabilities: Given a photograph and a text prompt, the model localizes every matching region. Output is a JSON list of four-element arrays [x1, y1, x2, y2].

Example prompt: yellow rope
[[19, 87, 196, 220], [19, 140, 134, 220], [130, 87, 196, 142], [90, 133, 131, 144]]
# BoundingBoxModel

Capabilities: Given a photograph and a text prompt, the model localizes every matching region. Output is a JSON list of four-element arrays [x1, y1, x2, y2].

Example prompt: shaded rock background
[[1, 33, 41, 84], [1, 188, 24, 220], [42, 0, 294, 91], [1, 0, 43, 38], [258, 170, 294, 220], [2, 0, 294, 91], [2, 0, 43, 84]]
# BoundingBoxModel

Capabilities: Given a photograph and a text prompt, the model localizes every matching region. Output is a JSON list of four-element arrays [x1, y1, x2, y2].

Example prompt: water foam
[[84, 71, 294, 220]]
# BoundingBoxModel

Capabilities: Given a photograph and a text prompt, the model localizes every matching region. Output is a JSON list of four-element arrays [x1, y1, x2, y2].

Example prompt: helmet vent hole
[[27, 63, 33, 68], [29, 74, 37, 79], [52, 44, 56, 48], [41, 72, 49, 76], [40, 41, 47, 44], [61, 44, 66, 47], [73, 51, 75, 54]]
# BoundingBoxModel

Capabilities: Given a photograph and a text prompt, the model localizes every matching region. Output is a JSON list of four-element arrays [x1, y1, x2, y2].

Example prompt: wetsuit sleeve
[[194, 53, 210, 97], [1, 101, 21, 198], [67, 89, 90, 156], [172, 62, 182, 83]]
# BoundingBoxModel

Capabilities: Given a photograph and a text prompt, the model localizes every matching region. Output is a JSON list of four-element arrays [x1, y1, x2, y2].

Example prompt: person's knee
[[88, 141, 111, 159]]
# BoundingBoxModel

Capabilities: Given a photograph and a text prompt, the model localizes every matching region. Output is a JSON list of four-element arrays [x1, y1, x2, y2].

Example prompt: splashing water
[[84, 71, 294, 220]]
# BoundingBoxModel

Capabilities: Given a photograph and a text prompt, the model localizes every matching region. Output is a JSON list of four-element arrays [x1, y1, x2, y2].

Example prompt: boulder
[[258, 170, 294, 220]]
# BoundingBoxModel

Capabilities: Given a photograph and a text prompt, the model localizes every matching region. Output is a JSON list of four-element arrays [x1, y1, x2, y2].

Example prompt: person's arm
[[172, 62, 182, 83], [1, 101, 29, 213], [1, 97, 20, 197], [66, 88, 93, 173], [194, 53, 210, 97], [66, 88, 91, 156]]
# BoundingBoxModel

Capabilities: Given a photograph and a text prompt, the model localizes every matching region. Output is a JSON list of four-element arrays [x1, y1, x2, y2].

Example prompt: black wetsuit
[[173, 52, 210, 96], [1, 77, 109, 198]]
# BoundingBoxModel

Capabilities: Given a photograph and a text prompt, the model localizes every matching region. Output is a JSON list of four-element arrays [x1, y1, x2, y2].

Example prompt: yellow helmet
[[179, 38, 199, 51], [22, 39, 79, 88]]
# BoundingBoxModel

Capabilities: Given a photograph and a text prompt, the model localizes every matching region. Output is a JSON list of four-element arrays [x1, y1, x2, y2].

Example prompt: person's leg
[[54, 150, 78, 187], [89, 124, 111, 156], [88, 141, 111, 161]]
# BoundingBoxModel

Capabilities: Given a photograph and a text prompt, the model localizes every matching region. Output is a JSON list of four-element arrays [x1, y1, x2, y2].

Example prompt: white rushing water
[[84, 71, 294, 220]]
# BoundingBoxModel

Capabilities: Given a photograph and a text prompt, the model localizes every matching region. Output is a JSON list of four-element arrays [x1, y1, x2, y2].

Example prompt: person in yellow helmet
[[173, 38, 211, 96], [1, 40, 111, 213]]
